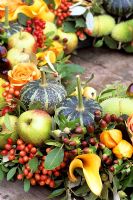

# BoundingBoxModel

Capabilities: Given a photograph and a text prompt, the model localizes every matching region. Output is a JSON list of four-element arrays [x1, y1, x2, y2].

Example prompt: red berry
[[99, 119, 107, 129], [54, 171, 60, 177], [89, 138, 96, 145], [23, 156, 29, 163], [17, 174, 23, 180], [40, 175, 47, 181], [4, 144, 12, 151], [17, 144, 25, 151], [30, 178, 36, 186], [26, 20, 32, 26], [27, 144, 33, 150], [31, 147, 37, 154], [35, 174, 41, 181], [49, 180, 55, 188], [19, 150, 26, 157], [9, 149, 15, 155], [23, 169, 29, 176], [18, 157, 24, 164], [8, 155, 15, 161], [0, 150, 8, 156], [39, 180, 45, 186], [7, 138, 13, 145], [17, 139, 23, 145], [26, 172, 33, 179], [109, 166, 115, 172], [42, 169, 48, 175]]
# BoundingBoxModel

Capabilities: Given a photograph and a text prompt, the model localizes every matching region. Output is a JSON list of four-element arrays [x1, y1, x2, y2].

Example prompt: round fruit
[[20, 72, 67, 114], [0, 78, 7, 109], [0, 46, 7, 58], [83, 87, 97, 100], [17, 110, 52, 146]]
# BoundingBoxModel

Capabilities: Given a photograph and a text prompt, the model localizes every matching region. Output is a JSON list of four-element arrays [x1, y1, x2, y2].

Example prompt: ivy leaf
[[94, 39, 103, 48], [24, 179, 30, 192], [4, 113, 12, 131], [0, 167, 4, 181], [63, 21, 76, 33], [7, 167, 17, 181], [44, 147, 64, 170], [48, 188, 66, 198], [29, 101, 42, 110], [28, 157, 39, 173], [70, 6, 87, 16], [18, 13, 30, 26], [75, 18, 86, 28], [45, 140, 62, 147], [104, 36, 117, 49]]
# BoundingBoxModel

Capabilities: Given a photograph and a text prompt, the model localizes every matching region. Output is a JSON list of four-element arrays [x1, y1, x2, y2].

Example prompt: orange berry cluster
[[2, 82, 20, 104], [53, 0, 72, 26]]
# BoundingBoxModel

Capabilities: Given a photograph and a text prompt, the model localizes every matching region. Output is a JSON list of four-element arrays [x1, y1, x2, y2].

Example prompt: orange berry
[[30, 178, 36, 186]]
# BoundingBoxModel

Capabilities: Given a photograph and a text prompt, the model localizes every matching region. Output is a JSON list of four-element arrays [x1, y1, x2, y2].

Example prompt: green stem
[[4, 6, 10, 29], [40, 71, 47, 87], [76, 75, 84, 112]]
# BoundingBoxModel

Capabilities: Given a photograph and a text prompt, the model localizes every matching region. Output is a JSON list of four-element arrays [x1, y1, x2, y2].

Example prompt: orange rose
[[113, 140, 133, 159], [100, 129, 122, 149], [126, 114, 133, 145], [8, 63, 41, 89]]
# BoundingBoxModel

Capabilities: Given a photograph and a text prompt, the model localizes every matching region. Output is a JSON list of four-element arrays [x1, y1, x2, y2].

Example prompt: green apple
[[7, 48, 31, 68], [8, 32, 36, 53], [0, 115, 18, 149], [17, 110, 52, 146], [57, 29, 78, 54], [0, 78, 6, 110], [43, 22, 57, 39]]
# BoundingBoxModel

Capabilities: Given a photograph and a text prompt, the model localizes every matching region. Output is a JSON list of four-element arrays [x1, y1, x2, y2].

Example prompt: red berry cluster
[[76, 30, 86, 40], [2, 82, 20, 105], [25, 18, 46, 48], [0, 138, 14, 157], [53, 0, 72, 26]]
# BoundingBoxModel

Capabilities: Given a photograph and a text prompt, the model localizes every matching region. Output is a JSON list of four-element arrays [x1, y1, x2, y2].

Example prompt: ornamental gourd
[[56, 75, 102, 126], [20, 72, 67, 114], [103, 0, 133, 16]]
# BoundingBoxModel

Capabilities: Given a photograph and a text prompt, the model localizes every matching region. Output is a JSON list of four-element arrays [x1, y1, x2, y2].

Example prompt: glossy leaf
[[7, 167, 17, 181]]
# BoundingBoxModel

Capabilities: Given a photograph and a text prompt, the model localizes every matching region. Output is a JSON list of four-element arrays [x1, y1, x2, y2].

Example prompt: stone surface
[[0, 47, 133, 200]]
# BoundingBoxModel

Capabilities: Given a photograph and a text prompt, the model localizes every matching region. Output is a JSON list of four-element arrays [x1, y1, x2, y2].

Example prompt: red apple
[[8, 32, 36, 53], [17, 110, 52, 146]]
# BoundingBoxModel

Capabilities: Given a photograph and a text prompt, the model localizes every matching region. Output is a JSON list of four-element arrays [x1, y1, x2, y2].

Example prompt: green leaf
[[7, 167, 17, 181], [13, 98, 27, 111], [75, 18, 86, 28], [1, 165, 9, 173], [123, 44, 133, 53], [84, 192, 97, 200], [24, 179, 30, 192], [44, 147, 64, 170], [63, 21, 76, 33], [94, 39, 103, 48], [54, 180, 63, 188], [18, 13, 30, 26], [28, 157, 39, 173], [0, 167, 4, 181], [4, 113, 12, 131], [122, 168, 133, 190], [45, 140, 62, 147], [74, 182, 89, 196], [104, 36, 117, 49], [29, 101, 42, 110], [48, 188, 66, 198]]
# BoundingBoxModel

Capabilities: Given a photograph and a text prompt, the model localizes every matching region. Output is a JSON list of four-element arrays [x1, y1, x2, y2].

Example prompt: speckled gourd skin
[[100, 97, 133, 116], [103, 0, 133, 16], [56, 96, 102, 126], [20, 80, 67, 114]]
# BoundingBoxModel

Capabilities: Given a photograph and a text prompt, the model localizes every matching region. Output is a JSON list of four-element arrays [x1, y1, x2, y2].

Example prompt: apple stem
[[4, 6, 10, 29], [40, 71, 47, 87], [76, 75, 84, 112]]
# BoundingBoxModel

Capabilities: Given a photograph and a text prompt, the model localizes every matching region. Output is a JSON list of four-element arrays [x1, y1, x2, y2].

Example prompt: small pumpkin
[[103, 0, 133, 17], [56, 75, 102, 126], [20, 71, 67, 114]]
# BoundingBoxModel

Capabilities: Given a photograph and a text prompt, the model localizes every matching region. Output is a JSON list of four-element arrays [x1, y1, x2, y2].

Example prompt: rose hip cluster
[[51, 0, 72, 26], [25, 18, 46, 48], [0, 138, 70, 188]]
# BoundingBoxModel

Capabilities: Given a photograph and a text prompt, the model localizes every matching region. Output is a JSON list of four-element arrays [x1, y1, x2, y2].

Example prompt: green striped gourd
[[56, 76, 102, 126], [103, 0, 133, 16], [20, 72, 67, 114]]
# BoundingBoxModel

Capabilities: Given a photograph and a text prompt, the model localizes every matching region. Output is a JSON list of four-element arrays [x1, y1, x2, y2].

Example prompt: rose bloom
[[8, 63, 41, 89], [126, 114, 133, 145]]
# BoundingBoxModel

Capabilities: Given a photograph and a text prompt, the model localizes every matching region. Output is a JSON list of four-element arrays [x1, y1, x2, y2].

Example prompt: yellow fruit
[[83, 87, 97, 99], [0, 78, 6, 109]]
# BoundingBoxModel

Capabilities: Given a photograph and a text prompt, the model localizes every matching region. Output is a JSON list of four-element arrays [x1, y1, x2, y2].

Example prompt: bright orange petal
[[69, 158, 83, 182]]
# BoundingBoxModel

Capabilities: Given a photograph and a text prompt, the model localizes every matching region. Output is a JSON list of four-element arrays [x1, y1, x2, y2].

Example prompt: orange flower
[[8, 63, 41, 89], [126, 114, 133, 145], [0, 0, 25, 21], [100, 129, 122, 148], [113, 140, 133, 159], [69, 154, 102, 196]]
